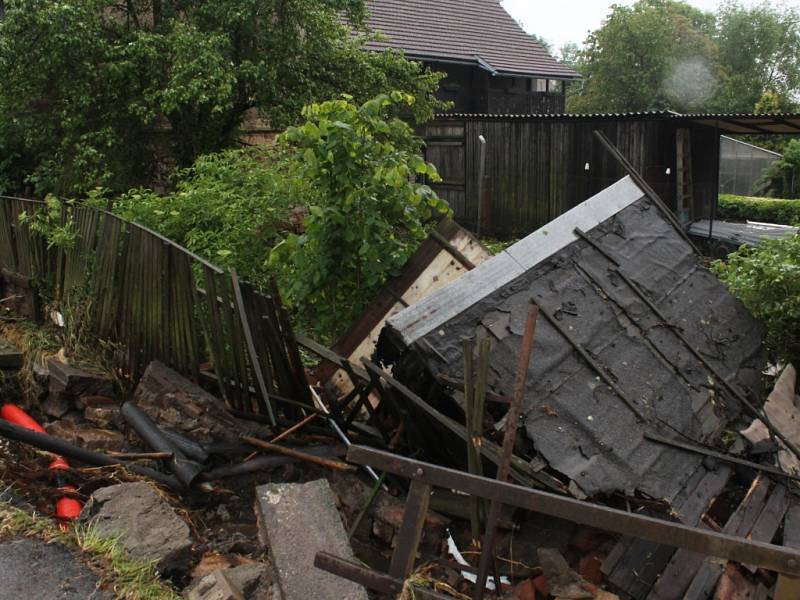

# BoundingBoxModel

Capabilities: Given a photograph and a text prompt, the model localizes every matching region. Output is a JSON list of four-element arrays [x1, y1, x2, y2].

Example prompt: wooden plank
[[388, 480, 432, 579], [609, 466, 732, 599], [274, 295, 311, 404], [742, 484, 790, 573], [783, 502, 800, 550], [231, 270, 276, 425], [648, 474, 770, 600], [776, 575, 800, 600], [348, 445, 800, 578], [683, 478, 783, 600], [202, 266, 232, 405], [296, 333, 369, 381]]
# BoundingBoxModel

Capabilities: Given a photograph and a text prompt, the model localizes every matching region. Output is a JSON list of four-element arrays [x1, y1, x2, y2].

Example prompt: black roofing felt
[[385, 181, 764, 501]]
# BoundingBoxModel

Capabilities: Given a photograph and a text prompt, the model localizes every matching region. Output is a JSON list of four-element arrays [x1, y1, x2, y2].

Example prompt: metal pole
[[309, 386, 382, 485], [476, 134, 487, 238]]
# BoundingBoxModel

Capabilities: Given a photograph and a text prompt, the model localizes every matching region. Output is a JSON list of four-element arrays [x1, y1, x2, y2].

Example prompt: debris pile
[[0, 172, 798, 600]]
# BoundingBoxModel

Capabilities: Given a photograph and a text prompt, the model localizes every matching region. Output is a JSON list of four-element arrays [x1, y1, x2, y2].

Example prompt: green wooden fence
[[0, 196, 309, 425]]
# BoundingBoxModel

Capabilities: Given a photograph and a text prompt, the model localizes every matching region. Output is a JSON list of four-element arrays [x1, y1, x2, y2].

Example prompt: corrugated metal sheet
[[689, 220, 799, 247], [432, 111, 800, 135], [362, 0, 578, 79]]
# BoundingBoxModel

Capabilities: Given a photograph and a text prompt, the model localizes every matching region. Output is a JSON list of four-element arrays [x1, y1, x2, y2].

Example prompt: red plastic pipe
[[1, 403, 83, 522], [0, 404, 46, 434]]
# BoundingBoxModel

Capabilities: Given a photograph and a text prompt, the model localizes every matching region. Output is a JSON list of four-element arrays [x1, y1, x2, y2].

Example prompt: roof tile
[[363, 0, 578, 79]]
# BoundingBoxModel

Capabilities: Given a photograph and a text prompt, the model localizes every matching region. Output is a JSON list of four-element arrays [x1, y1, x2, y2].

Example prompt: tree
[[758, 138, 800, 199], [712, 1, 800, 113], [0, 0, 444, 197], [568, 0, 718, 113], [111, 145, 310, 286], [270, 93, 450, 338]]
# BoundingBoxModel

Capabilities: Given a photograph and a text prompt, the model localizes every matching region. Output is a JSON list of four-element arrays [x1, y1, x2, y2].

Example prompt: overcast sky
[[502, 0, 800, 50]]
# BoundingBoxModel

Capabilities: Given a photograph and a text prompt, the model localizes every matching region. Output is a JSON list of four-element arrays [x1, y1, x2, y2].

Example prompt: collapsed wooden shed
[[372, 175, 800, 598], [380, 175, 764, 500]]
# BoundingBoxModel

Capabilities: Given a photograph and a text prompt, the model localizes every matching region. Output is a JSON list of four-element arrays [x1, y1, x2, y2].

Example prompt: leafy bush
[[112, 147, 312, 285], [18, 195, 78, 250], [757, 138, 800, 199], [712, 233, 800, 365], [717, 194, 800, 225], [270, 93, 450, 337]]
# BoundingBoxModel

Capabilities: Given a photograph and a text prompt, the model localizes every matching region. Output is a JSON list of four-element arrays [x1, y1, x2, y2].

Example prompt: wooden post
[[473, 302, 540, 599], [776, 575, 800, 600], [388, 479, 432, 580]]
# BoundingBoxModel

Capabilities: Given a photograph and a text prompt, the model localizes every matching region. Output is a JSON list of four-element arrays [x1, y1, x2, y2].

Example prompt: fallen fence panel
[[0, 196, 307, 418]]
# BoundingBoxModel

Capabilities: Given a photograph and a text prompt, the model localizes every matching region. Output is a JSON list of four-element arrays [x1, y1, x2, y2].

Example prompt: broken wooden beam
[[346, 445, 800, 577], [474, 302, 539, 599], [242, 436, 356, 472]]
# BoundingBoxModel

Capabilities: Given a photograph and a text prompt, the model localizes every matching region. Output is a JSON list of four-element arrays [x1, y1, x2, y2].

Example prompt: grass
[[480, 238, 518, 256], [0, 493, 181, 600], [0, 320, 61, 403]]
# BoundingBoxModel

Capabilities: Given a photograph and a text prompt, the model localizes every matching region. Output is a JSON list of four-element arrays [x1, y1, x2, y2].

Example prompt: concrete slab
[[255, 479, 368, 600], [0, 537, 112, 599]]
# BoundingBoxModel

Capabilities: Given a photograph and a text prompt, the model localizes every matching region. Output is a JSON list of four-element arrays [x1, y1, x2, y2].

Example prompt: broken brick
[[578, 554, 604, 585]]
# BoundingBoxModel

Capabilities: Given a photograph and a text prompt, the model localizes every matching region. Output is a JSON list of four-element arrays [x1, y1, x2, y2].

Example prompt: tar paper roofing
[[385, 177, 764, 500], [362, 0, 578, 80]]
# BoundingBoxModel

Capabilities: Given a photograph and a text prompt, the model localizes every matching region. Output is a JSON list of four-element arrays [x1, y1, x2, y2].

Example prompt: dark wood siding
[[429, 63, 566, 115], [424, 117, 720, 239]]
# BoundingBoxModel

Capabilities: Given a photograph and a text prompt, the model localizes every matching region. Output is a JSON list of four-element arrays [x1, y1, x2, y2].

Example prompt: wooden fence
[[423, 115, 721, 239], [0, 196, 308, 425]]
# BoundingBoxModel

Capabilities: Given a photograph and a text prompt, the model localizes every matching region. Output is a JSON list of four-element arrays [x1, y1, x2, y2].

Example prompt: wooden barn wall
[[424, 118, 717, 239], [689, 124, 721, 220]]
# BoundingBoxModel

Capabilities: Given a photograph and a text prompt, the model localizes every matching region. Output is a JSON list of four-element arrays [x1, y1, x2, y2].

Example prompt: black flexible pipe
[[0, 418, 182, 491], [199, 444, 347, 481], [121, 402, 204, 487], [158, 429, 210, 463]]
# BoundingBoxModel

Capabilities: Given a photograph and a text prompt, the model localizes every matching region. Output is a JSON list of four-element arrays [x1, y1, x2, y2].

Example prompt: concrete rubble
[[255, 479, 368, 600], [186, 563, 272, 600], [80, 481, 194, 573], [133, 360, 256, 443]]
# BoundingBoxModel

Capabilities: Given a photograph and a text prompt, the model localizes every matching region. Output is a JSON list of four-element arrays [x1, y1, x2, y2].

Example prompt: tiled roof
[[362, 0, 578, 79]]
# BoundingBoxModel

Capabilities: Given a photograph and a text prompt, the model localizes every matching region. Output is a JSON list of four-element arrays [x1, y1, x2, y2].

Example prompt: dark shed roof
[[385, 177, 764, 500], [363, 0, 578, 79], [433, 110, 800, 134]]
